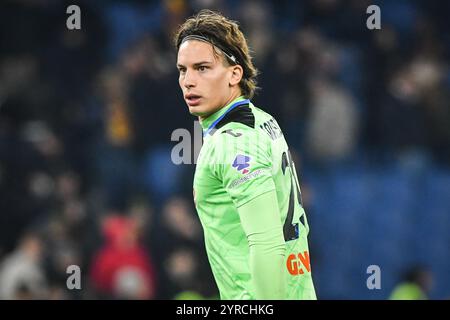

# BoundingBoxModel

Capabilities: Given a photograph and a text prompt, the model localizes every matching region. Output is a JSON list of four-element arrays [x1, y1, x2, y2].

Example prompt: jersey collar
[[200, 96, 249, 137]]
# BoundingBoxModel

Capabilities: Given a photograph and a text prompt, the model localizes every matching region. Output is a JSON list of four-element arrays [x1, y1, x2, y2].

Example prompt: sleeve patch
[[229, 168, 269, 189], [232, 154, 251, 174]]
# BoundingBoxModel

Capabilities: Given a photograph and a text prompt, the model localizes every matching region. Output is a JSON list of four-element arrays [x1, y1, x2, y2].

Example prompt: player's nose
[[183, 69, 196, 89]]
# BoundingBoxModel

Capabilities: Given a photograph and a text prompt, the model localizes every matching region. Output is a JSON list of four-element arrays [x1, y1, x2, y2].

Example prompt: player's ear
[[229, 65, 243, 87]]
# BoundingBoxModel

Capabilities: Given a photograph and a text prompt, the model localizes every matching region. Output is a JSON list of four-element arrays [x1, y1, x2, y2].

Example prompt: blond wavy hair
[[174, 9, 259, 99]]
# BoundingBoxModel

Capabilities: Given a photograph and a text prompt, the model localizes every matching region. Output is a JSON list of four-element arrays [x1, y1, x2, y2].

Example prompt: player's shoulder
[[207, 103, 280, 166], [211, 102, 275, 142], [251, 103, 276, 124]]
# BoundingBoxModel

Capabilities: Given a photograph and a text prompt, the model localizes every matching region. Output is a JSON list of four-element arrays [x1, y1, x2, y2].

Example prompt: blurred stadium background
[[0, 0, 449, 300]]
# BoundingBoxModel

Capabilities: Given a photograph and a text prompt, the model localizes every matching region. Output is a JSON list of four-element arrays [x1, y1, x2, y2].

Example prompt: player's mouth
[[185, 93, 202, 107]]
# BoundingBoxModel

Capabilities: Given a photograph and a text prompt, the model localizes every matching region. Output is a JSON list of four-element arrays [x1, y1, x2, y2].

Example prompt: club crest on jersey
[[232, 154, 251, 174]]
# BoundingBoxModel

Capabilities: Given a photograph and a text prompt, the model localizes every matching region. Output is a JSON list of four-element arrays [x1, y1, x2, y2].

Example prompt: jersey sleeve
[[238, 190, 287, 299], [212, 125, 276, 208]]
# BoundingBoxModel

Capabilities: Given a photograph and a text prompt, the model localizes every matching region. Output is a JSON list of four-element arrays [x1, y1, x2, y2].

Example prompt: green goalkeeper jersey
[[193, 96, 316, 300]]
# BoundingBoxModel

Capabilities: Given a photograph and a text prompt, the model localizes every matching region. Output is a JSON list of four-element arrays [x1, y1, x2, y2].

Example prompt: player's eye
[[178, 67, 186, 74], [198, 66, 208, 72]]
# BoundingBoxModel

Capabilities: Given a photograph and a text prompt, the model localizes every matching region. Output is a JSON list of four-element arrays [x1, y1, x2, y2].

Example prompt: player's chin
[[188, 105, 206, 117]]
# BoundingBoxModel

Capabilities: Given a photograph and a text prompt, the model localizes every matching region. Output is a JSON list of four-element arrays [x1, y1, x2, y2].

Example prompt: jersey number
[[281, 151, 304, 242]]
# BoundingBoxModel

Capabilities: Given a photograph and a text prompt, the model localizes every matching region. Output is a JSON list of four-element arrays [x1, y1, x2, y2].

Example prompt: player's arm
[[213, 127, 286, 299], [237, 190, 286, 299]]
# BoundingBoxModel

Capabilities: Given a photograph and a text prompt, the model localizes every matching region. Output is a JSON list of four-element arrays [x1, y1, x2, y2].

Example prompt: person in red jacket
[[90, 214, 156, 299]]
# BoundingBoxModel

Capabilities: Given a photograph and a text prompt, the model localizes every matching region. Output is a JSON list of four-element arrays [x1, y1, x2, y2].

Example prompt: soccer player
[[174, 10, 316, 300]]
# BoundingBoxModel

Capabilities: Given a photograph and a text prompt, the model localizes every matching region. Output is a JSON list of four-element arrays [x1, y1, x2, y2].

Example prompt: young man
[[174, 10, 316, 300]]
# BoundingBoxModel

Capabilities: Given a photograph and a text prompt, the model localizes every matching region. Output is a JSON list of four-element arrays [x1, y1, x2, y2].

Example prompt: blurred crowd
[[0, 0, 449, 299]]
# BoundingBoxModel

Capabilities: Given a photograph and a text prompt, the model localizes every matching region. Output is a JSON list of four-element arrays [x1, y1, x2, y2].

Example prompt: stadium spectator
[[89, 214, 157, 299]]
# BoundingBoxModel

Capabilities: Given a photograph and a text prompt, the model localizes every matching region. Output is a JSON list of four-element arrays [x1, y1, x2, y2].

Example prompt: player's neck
[[199, 91, 243, 123]]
